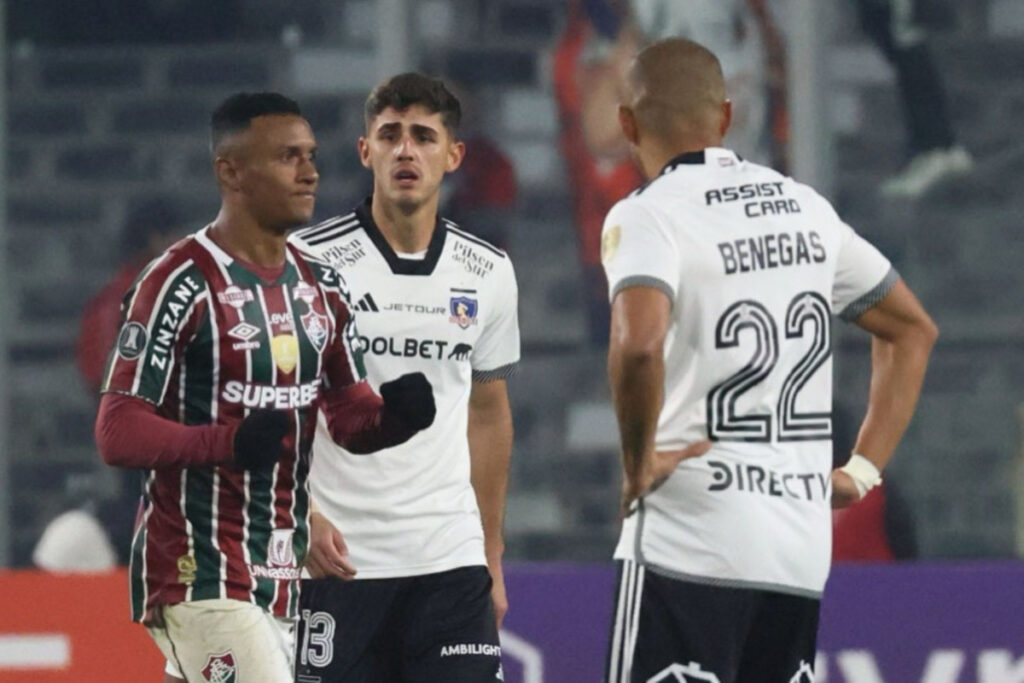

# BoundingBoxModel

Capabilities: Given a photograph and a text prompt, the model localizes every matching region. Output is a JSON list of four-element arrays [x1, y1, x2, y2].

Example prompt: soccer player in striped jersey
[[290, 73, 518, 682], [95, 92, 436, 683], [601, 40, 937, 682]]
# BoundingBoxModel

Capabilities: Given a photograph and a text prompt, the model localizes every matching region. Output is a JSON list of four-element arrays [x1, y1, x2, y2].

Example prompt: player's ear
[[214, 156, 242, 192], [445, 139, 465, 173], [357, 136, 372, 169], [719, 100, 733, 139], [618, 105, 639, 145]]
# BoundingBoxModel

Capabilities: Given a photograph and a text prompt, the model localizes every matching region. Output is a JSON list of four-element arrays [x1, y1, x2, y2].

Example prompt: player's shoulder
[[135, 234, 209, 288], [289, 211, 363, 251], [443, 218, 509, 261]]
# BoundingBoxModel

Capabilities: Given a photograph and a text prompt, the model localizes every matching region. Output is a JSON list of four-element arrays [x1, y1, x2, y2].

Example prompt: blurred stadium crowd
[[3, 0, 1023, 568]]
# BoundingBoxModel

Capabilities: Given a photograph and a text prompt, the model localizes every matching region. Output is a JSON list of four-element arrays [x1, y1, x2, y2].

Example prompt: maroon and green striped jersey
[[102, 227, 365, 622]]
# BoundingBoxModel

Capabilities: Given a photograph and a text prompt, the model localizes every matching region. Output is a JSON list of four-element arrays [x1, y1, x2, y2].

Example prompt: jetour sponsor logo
[[221, 379, 321, 409]]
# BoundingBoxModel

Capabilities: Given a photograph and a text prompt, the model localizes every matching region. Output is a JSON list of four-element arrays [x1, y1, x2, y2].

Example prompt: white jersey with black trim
[[601, 148, 897, 596], [290, 199, 520, 578]]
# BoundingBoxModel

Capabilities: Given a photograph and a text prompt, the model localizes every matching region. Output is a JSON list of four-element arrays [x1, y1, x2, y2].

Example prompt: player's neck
[[641, 134, 721, 179], [370, 194, 436, 255], [209, 209, 288, 268]]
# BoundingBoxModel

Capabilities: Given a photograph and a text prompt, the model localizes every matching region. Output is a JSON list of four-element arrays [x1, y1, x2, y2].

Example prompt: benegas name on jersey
[[717, 230, 827, 276]]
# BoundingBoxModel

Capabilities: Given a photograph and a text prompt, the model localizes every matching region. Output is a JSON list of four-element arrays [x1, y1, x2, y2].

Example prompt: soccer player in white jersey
[[290, 73, 518, 682], [601, 39, 938, 682]]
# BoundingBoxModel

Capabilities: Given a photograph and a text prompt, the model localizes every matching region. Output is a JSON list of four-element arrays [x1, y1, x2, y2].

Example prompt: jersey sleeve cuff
[[839, 267, 900, 321], [610, 275, 676, 305], [472, 363, 517, 383]]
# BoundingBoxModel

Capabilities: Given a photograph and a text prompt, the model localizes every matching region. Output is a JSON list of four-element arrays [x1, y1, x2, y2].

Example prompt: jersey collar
[[355, 196, 448, 276], [657, 148, 743, 176]]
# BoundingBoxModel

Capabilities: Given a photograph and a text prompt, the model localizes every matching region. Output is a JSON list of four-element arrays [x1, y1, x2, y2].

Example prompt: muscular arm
[[608, 287, 670, 502], [848, 279, 938, 469], [95, 393, 235, 469], [468, 378, 514, 627]]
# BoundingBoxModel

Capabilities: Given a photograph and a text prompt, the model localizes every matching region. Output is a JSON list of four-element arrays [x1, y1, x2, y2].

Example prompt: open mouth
[[394, 169, 419, 185]]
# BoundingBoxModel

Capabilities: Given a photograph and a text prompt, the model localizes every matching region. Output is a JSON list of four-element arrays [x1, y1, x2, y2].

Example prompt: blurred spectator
[[627, 0, 787, 166], [553, 0, 788, 345], [441, 83, 518, 250], [76, 198, 186, 393], [76, 197, 187, 564], [853, 0, 973, 197], [553, 0, 644, 346]]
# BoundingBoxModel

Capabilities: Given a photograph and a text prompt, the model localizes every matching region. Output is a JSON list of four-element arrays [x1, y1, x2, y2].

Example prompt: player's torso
[[293, 211, 502, 575], [616, 151, 842, 593], [132, 232, 341, 618]]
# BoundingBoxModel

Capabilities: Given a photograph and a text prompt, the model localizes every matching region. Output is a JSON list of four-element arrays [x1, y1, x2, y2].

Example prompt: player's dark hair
[[364, 73, 461, 136], [210, 92, 302, 153]]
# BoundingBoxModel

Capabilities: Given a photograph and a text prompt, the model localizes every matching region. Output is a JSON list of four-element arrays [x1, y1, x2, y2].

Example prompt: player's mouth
[[393, 169, 419, 187]]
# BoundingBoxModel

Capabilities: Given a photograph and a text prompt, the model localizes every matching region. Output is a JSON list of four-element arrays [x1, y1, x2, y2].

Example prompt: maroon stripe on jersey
[[186, 242, 254, 601], [104, 248, 192, 397], [216, 467, 254, 602], [185, 242, 248, 424], [144, 470, 189, 614]]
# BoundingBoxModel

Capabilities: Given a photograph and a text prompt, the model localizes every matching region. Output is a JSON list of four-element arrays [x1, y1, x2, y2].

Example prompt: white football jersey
[[601, 148, 896, 596], [290, 200, 519, 578]]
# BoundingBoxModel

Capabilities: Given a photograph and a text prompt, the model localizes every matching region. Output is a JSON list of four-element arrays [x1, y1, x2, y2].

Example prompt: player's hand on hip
[[232, 410, 290, 470], [830, 469, 861, 509], [622, 440, 712, 515], [305, 512, 357, 580], [380, 372, 436, 431]]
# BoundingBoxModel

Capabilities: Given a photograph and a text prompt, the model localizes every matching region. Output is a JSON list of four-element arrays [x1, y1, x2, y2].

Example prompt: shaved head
[[625, 38, 727, 142]]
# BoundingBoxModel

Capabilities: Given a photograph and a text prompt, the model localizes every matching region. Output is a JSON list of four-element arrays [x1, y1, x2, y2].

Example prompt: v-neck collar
[[355, 197, 447, 276]]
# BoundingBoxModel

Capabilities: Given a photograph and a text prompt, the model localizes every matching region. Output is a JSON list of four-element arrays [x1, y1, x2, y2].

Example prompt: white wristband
[[840, 453, 882, 499]]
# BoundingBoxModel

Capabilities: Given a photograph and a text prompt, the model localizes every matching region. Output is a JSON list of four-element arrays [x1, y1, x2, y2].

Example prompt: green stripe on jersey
[[129, 515, 148, 621], [182, 308, 215, 425], [137, 264, 204, 403], [184, 468, 221, 601], [245, 467, 276, 609]]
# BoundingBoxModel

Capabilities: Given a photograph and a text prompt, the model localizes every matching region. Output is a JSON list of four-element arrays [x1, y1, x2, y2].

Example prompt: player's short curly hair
[[364, 73, 461, 136], [210, 92, 302, 153]]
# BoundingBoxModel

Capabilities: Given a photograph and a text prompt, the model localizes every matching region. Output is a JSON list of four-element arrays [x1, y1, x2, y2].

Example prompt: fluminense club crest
[[201, 651, 237, 683], [301, 311, 329, 351]]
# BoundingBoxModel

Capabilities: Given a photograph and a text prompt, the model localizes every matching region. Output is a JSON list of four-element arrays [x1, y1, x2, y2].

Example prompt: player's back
[[602, 148, 895, 594]]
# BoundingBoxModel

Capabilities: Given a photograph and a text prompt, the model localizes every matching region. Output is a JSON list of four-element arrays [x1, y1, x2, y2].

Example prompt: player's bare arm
[[304, 498, 357, 581], [609, 287, 711, 513], [832, 279, 938, 508], [468, 378, 514, 629]]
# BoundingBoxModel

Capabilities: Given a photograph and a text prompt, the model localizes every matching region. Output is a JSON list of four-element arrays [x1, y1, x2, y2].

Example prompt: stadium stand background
[[3, 0, 1023, 566]]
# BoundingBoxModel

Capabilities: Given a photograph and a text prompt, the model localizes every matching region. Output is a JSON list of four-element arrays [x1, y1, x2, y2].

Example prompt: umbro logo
[[228, 322, 261, 341], [354, 293, 380, 312]]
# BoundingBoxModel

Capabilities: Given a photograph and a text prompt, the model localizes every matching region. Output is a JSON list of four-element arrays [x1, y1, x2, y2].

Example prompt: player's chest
[[344, 265, 485, 364], [208, 280, 333, 378]]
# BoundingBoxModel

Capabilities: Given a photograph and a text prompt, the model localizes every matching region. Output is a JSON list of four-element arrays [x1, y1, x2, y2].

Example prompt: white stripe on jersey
[[129, 260, 196, 398], [294, 212, 357, 240]]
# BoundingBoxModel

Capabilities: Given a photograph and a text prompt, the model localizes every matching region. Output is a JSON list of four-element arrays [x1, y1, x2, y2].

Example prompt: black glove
[[233, 410, 290, 469], [380, 372, 436, 432]]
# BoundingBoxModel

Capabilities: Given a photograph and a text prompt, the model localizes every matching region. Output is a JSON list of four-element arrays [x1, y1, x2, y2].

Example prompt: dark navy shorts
[[296, 566, 502, 682]]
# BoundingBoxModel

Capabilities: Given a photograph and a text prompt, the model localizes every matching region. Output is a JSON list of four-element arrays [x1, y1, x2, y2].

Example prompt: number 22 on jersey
[[706, 291, 833, 443]]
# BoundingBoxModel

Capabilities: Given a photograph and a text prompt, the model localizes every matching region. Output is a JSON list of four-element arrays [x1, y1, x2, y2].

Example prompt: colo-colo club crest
[[449, 294, 478, 329]]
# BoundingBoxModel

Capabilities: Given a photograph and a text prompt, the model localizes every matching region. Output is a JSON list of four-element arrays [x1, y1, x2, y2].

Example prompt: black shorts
[[605, 561, 820, 683], [295, 566, 502, 683]]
